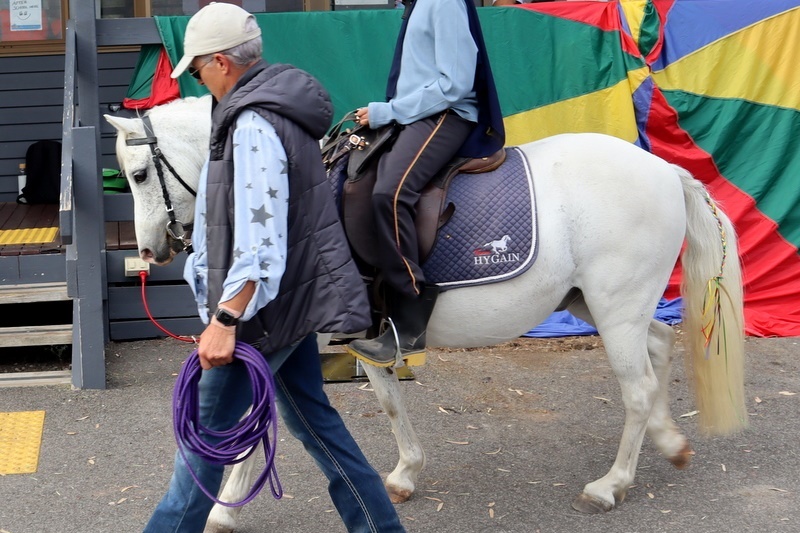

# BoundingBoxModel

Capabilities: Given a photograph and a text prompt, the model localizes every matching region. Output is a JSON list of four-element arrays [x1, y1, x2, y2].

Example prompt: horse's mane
[[145, 95, 211, 121]]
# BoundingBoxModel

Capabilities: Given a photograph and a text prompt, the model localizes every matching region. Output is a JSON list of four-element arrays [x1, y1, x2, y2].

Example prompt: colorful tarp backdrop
[[125, 1, 800, 337]]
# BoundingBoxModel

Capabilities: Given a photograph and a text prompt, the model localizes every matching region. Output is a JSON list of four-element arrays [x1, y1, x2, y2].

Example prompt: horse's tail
[[675, 165, 747, 436]]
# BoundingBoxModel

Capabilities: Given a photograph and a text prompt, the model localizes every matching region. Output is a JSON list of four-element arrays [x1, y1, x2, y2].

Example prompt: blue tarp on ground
[[524, 297, 683, 338]]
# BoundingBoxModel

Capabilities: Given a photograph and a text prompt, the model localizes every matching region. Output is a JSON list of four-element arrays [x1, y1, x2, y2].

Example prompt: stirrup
[[382, 317, 406, 369]]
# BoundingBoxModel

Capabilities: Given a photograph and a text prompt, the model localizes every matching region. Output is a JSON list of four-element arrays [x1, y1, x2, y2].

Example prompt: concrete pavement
[[0, 335, 798, 533]]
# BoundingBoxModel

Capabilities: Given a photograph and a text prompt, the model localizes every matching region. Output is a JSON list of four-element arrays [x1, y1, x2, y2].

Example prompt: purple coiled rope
[[173, 341, 282, 507]]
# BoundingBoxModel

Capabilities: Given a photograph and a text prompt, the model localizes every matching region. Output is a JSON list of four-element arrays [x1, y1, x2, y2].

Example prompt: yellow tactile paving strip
[[0, 227, 59, 245], [0, 411, 46, 474]]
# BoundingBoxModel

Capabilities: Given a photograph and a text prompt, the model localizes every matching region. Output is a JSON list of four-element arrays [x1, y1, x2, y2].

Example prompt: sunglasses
[[187, 57, 214, 80]]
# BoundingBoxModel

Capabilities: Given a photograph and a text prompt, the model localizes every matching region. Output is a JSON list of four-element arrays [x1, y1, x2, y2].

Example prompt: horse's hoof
[[668, 442, 694, 470], [386, 485, 413, 504], [572, 493, 613, 514]]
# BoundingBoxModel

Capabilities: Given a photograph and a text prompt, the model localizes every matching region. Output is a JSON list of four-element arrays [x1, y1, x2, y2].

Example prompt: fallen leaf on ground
[[679, 410, 699, 418], [778, 391, 796, 396]]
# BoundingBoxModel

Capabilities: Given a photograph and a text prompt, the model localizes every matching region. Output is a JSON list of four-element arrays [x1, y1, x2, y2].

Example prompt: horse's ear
[[104, 114, 143, 136]]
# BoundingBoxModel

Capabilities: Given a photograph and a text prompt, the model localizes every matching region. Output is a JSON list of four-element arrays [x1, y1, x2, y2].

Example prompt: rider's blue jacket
[[369, 0, 506, 158]]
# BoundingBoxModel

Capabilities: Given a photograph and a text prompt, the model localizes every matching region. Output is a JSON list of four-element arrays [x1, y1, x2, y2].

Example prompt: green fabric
[[479, 8, 643, 117], [155, 16, 202, 99], [637, 0, 660, 58], [154, 8, 640, 124], [664, 90, 800, 248], [125, 44, 163, 100], [102, 169, 128, 194]]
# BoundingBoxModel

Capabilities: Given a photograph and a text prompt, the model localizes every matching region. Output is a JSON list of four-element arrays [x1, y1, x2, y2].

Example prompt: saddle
[[341, 146, 507, 267]]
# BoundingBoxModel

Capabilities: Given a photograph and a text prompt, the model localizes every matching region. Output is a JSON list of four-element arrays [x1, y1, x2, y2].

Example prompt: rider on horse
[[348, 0, 506, 368]]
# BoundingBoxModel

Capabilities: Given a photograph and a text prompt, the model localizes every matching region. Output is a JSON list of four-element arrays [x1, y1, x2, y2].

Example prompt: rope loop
[[173, 341, 283, 507]]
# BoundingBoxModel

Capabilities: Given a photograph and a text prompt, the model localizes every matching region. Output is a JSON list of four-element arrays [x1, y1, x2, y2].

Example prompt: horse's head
[[104, 96, 211, 265]]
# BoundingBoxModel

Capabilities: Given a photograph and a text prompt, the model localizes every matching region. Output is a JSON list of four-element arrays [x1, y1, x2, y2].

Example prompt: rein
[[174, 341, 283, 507], [126, 115, 196, 254]]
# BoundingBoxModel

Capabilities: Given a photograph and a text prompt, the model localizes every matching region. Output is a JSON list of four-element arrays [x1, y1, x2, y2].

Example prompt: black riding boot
[[347, 284, 439, 367]]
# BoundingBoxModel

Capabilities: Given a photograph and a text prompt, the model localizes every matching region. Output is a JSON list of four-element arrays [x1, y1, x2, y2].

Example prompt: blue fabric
[[383, 0, 505, 158], [144, 335, 404, 533], [651, 0, 800, 71], [523, 298, 683, 338], [371, 0, 478, 127]]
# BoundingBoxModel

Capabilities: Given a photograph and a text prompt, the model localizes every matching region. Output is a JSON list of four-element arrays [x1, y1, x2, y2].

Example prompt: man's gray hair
[[198, 17, 263, 67]]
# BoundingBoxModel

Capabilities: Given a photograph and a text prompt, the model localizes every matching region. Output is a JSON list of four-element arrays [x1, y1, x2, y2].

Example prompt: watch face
[[215, 309, 238, 326]]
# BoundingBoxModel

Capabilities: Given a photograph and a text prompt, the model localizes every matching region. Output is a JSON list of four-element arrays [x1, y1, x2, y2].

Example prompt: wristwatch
[[213, 307, 240, 327]]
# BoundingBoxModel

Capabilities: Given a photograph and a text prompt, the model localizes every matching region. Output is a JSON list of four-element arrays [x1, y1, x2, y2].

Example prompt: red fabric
[[122, 48, 180, 110], [520, 2, 643, 66], [519, 1, 622, 31], [648, 89, 800, 337]]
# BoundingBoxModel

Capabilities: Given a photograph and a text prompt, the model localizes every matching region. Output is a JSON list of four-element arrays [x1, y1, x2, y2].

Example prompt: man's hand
[[198, 318, 237, 370]]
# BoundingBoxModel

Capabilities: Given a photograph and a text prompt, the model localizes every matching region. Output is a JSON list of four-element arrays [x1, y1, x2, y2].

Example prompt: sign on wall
[[10, 0, 44, 31]]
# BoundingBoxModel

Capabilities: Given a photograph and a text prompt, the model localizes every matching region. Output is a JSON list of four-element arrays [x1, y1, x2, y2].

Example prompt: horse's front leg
[[362, 364, 425, 503], [204, 431, 260, 533], [573, 327, 659, 513]]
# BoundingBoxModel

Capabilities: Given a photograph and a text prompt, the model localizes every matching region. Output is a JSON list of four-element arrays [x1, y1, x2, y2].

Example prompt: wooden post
[[305, 0, 331, 10], [133, 0, 152, 17], [66, 0, 108, 389]]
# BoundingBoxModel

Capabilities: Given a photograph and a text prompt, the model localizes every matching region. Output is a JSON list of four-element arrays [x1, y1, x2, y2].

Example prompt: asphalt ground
[[0, 335, 798, 533]]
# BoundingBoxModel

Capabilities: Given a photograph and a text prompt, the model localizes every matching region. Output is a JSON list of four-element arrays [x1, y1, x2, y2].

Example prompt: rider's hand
[[198, 318, 236, 369], [355, 107, 370, 127]]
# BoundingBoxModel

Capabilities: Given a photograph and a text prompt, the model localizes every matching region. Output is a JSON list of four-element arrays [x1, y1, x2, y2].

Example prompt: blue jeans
[[144, 334, 404, 532]]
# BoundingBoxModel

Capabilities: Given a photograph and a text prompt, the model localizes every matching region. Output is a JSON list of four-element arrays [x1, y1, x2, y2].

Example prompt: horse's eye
[[133, 170, 147, 184]]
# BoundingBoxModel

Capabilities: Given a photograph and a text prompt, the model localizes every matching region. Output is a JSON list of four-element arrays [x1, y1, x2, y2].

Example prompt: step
[[0, 325, 73, 348], [0, 370, 71, 388], [0, 282, 70, 305]]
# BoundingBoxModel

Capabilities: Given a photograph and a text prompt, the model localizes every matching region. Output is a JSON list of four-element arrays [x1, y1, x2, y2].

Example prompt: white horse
[[106, 96, 746, 532]]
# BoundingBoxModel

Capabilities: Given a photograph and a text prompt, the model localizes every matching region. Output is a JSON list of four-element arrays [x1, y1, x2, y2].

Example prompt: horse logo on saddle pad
[[326, 145, 538, 290]]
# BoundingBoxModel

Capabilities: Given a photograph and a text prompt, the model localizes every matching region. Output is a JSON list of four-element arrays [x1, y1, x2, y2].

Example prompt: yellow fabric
[[619, 0, 650, 49], [0, 411, 46, 475], [504, 70, 647, 146], [652, 7, 800, 111], [0, 227, 59, 245]]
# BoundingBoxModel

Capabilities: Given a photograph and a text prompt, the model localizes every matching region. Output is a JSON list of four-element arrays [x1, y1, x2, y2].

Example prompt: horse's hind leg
[[566, 298, 659, 513], [644, 319, 693, 468]]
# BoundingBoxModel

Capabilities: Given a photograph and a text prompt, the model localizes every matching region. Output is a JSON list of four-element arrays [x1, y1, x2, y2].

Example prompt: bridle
[[126, 115, 196, 254]]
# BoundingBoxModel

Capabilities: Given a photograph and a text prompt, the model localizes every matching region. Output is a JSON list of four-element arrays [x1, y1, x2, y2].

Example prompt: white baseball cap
[[170, 2, 262, 79]]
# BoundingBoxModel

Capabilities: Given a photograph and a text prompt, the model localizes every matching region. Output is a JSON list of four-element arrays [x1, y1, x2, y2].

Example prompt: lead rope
[[173, 342, 283, 507], [138, 272, 282, 505]]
